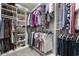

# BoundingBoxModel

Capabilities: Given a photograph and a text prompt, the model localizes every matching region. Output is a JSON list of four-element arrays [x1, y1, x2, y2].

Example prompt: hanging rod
[[31, 3, 41, 12]]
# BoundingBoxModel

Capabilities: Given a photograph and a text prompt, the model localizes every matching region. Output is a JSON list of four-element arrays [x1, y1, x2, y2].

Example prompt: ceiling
[[17, 3, 39, 11]]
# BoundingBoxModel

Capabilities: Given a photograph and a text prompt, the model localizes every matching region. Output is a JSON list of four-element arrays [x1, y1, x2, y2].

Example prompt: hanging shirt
[[45, 3, 49, 14], [34, 10, 40, 26], [31, 12, 36, 27], [58, 4, 64, 30], [30, 32, 35, 46], [49, 3, 53, 13], [47, 14, 50, 22], [12, 20, 16, 32], [71, 3, 75, 33], [0, 17, 2, 31], [35, 10, 42, 25], [0, 17, 4, 39], [62, 3, 65, 29], [64, 3, 71, 32], [27, 14, 31, 26], [28, 32, 32, 45], [37, 15, 41, 25]]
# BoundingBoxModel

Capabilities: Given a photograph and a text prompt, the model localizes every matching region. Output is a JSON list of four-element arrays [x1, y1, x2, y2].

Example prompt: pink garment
[[40, 39, 44, 52], [31, 12, 37, 28], [32, 12, 35, 27], [71, 3, 75, 33]]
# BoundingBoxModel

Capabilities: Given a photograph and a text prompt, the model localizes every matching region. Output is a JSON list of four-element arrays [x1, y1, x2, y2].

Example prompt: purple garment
[[31, 12, 36, 28]]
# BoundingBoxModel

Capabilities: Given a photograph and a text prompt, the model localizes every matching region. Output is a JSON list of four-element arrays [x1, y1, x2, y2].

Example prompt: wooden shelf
[[2, 8, 16, 14], [17, 14, 25, 20], [2, 3, 16, 9], [1, 3, 16, 20], [17, 39, 25, 43], [17, 20, 25, 22], [17, 34, 25, 36], [16, 25, 25, 27], [17, 14, 25, 17], [15, 5, 27, 48], [1, 14, 16, 19]]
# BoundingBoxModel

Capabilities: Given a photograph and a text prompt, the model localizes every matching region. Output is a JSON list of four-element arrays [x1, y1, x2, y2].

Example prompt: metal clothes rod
[[31, 3, 41, 12]]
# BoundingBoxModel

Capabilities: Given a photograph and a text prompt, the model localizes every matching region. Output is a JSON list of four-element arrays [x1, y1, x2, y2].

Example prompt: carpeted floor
[[4, 47, 40, 56]]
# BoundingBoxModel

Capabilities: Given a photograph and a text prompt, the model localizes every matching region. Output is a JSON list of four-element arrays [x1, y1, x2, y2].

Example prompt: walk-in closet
[[0, 3, 55, 56], [1, 3, 79, 56]]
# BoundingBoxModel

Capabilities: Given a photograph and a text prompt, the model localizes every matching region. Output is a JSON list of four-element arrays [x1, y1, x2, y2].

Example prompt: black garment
[[32, 33, 35, 46], [72, 40, 76, 56], [63, 37, 67, 56], [64, 39, 76, 56], [66, 39, 73, 56], [28, 32, 32, 46], [3, 38, 11, 53], [76, 40, 79, 56], [57, 38, 64, 56], [28, 32, 35, 47], [0, 39, 4, 54]]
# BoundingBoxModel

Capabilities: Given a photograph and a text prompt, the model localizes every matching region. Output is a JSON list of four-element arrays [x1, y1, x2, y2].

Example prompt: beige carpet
[[4, 47, 40, 56]]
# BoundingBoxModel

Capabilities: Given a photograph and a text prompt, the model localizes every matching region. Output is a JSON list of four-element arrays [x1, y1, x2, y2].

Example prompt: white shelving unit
[[0, 3, 30, 55], [15, 4, 29, 48], [1, 3, 29, 49], [16, 6, 26, 47], [1, 4, 16, 19]]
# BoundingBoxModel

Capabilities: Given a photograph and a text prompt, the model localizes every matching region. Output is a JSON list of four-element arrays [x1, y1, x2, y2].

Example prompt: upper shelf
[[2, 3, 16, 9], [1, 8, 16, 14]]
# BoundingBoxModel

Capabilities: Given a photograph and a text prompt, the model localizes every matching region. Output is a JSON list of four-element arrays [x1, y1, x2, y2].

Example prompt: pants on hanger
[[64, 39, 67, 56], [72, 40, 76, 56], [57, 38, 64, 56], [76, 41, 79, 56]]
